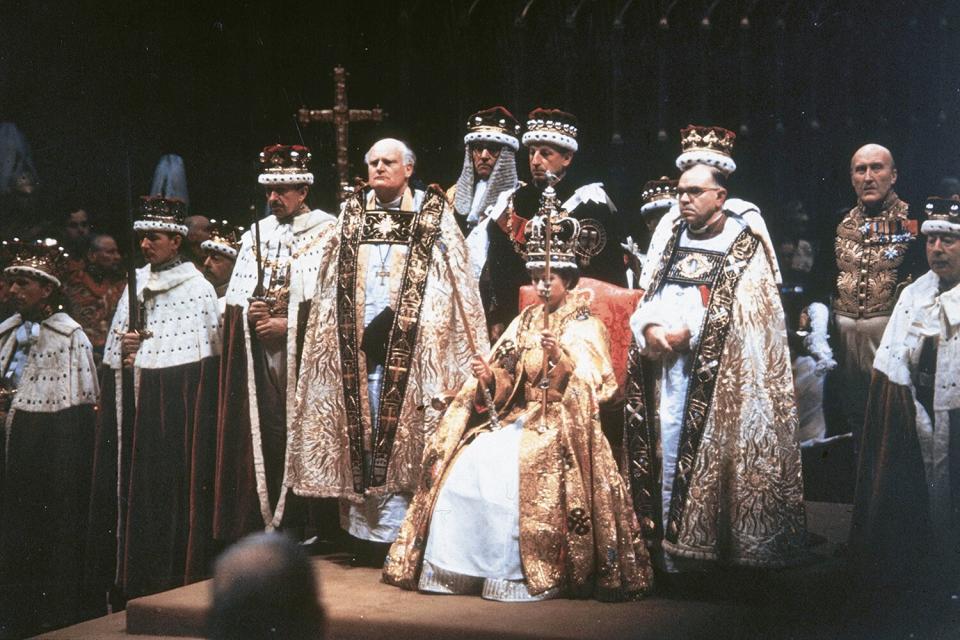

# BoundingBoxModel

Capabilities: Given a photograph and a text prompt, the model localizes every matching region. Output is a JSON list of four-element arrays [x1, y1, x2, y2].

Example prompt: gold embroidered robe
[[626, 221, 807, 568], [287, 186, 488, 501], [384, 289, 653, 600]]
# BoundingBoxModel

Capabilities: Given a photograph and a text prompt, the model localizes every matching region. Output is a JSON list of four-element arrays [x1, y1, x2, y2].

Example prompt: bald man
[[210, 533, 324, 640], [831, 144, 922, 445], [184, 214, 211, 269]]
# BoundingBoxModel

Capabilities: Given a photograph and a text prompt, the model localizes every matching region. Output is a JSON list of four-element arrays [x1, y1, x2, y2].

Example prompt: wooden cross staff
[[297, 66, 386, 197]]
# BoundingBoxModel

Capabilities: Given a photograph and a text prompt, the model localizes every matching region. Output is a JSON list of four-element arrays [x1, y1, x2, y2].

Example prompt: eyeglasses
[[676, 187, 722, 198]]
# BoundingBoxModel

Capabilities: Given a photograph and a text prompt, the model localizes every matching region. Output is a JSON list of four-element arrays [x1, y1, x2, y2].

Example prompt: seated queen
[[383, 189, 653, 602]]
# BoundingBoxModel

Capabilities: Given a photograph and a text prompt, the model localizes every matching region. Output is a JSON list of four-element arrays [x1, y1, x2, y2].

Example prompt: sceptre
[[435, 239, 500, 429], [538, 171, 561, 427], [125, 179, 141, 350], [250, 203, 265, 300]]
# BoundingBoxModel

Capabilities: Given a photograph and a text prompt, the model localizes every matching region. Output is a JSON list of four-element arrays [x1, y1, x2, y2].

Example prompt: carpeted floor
[[21, 503, 849, 639], [33, 502, 960, 639]]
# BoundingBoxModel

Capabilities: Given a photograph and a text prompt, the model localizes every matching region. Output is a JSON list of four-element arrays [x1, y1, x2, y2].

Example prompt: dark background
[[1, 0, 958, 244]]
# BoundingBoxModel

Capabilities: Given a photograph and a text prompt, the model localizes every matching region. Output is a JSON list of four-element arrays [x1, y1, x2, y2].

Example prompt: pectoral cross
[[297, 66, 386, 198], [376, 267, 390, 286]]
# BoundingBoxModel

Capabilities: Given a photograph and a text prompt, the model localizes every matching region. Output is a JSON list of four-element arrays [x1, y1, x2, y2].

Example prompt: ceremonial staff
[[249, 203, 265, 300], [124, 162, 150, 366], [538, 171, 561, 428], [435, 239, 499, 429], [126, 192, 139, 343]]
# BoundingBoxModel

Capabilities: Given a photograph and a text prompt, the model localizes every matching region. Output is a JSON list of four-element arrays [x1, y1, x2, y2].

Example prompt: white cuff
[[630, 302, 667, 351]]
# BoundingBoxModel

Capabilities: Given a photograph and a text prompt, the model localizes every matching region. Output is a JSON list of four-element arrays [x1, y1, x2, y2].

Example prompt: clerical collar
[[376, 195, 403, 210], [151, 255, 183, 273], [687, 211, 727, 238]]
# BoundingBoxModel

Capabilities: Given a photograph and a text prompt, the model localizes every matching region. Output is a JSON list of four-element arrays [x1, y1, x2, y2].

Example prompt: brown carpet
[[38, 503, 857, 640]]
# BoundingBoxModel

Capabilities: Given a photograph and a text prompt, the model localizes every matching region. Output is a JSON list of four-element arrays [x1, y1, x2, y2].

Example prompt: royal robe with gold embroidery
[[383, 289, 653, 600]]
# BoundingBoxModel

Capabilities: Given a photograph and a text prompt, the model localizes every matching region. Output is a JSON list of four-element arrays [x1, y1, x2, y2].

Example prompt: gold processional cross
[[297, 66, 386, 199]]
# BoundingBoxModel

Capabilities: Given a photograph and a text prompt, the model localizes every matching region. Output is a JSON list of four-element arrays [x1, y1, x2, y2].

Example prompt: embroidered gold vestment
[[625, 222, 806, 567], [287, 186, 488, 501], [384, 289, 653, 600]]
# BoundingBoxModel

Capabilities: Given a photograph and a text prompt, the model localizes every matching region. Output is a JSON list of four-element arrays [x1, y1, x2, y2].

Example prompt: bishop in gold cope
[[287, 138, 487, 566]]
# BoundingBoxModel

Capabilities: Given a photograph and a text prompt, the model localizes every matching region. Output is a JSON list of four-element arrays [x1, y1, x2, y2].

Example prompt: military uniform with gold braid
[[831, 181, 922, 442]]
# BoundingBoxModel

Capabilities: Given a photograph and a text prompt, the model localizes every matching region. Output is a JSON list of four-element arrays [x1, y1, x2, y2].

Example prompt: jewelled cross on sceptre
[[297, 66, 386, 199], [539, 170, 561, 433]]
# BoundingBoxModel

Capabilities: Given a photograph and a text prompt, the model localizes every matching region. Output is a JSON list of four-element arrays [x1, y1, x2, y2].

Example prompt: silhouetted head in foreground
[[208, 532, 324, 640]]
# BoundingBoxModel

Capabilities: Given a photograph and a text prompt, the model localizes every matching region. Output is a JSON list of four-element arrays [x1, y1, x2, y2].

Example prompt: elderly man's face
[[88, 236, 122, 273], [470, 142, 501, 180], [677, 165, 727, 230], [367, 141, 413, 201], [185, 216, 211, 245], [926, 233, 960, 289], [851, 146, 897, 207], [528, 144, 572, 186], [203, 251, 236, 289], [265, 185, 308, 220]]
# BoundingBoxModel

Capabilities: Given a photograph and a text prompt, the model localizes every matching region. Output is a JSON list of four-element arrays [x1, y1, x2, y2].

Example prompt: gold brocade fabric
[[383, 290, 654, 600], [630, 227, 806, 568], [287, 189, 489, 501], [676, 245, 805, 566], [834, 193, 914, 318]]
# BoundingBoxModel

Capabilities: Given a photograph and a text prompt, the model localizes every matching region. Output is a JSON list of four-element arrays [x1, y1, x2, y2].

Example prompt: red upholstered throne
[[519, 277, 642, 402]]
